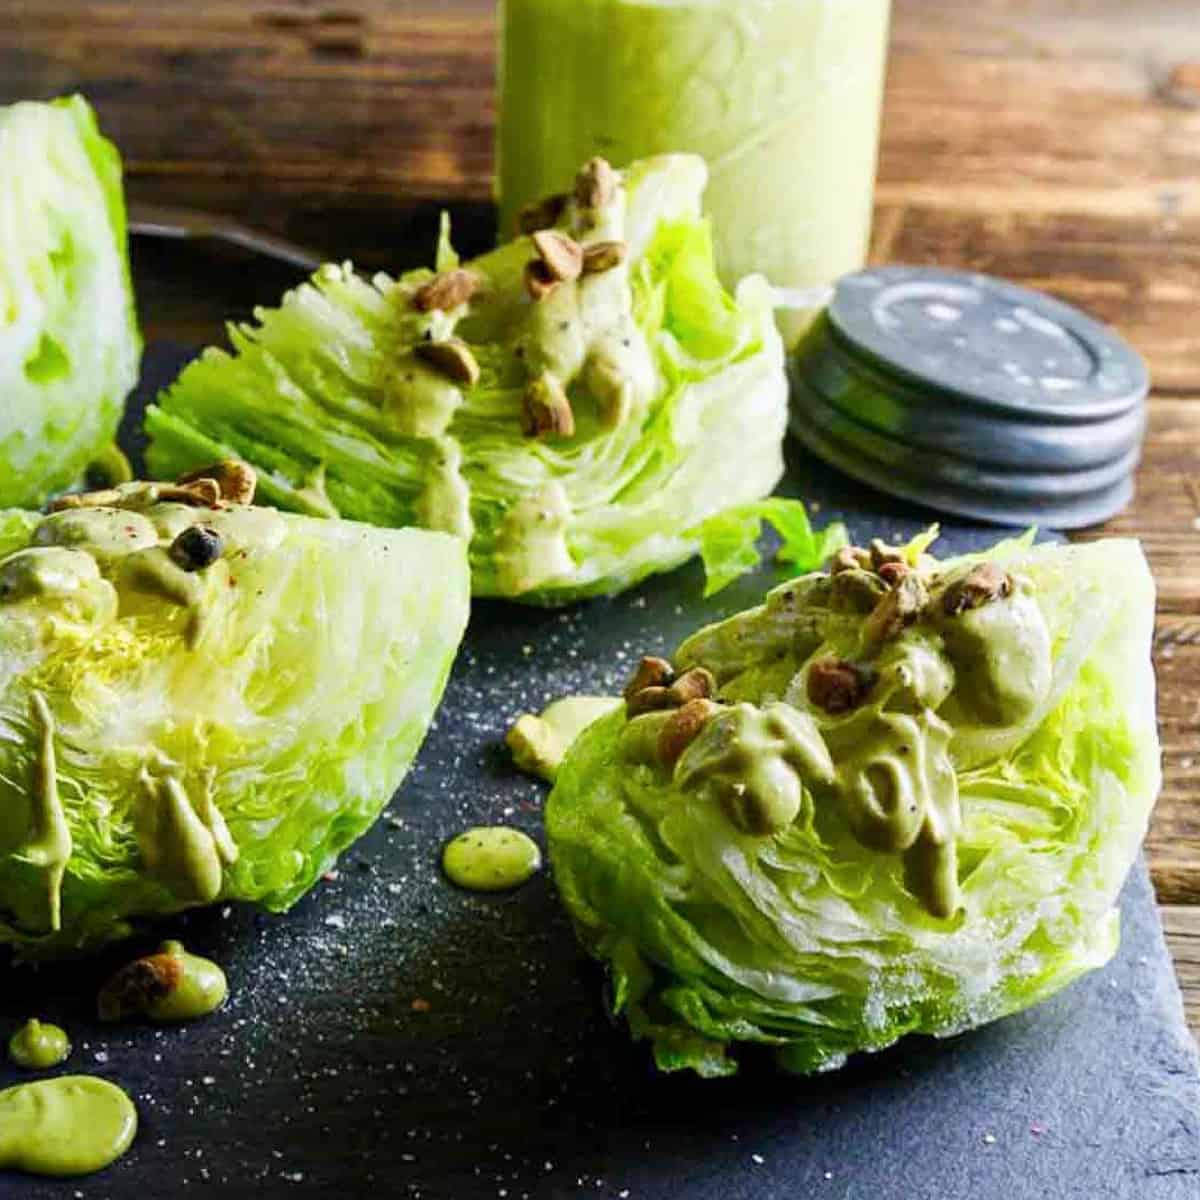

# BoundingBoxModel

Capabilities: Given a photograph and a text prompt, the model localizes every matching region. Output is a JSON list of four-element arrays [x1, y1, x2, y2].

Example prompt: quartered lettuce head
[[546, 534, 1160, 1076], [0, 470, 469, 958], [144, 154, 790, 604], [0, 96, 141, 509]]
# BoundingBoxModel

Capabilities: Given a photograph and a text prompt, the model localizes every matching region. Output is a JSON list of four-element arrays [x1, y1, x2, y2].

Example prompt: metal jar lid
[[788, 266, 1150, 528]]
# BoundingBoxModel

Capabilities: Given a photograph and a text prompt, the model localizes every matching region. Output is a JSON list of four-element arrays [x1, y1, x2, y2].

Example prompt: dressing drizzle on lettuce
[[144, 155, 801, 604], [546, 534, 1160, 1076]]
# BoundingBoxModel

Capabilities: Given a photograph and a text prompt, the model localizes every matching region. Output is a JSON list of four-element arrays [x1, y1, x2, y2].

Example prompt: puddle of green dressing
[[0, 1076, 136, 1177], [7, 1020, 70, 1070], [442, 827, 542, 892], [149, 941, 228, 1021]]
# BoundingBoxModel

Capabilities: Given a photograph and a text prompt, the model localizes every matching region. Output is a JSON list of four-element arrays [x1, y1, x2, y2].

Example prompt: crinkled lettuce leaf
[[0, 96, 141, 508], [546, 537, 1159, 1076], [691, 498, 848, 598], [0, 502, 469, 958], [144, 155, 789, 605]]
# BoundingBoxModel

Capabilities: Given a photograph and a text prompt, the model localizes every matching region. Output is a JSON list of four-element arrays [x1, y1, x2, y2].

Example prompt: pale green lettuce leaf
[[0, 96, 141, 508], [692, 498, 848, 598]]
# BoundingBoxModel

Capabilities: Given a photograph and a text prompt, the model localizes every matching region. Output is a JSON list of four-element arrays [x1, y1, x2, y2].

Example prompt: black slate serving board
[[1, 345, 1197, 1200]]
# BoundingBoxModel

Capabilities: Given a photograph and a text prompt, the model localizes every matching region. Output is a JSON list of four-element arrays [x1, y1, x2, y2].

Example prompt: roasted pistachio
[[626, 665, 715, 715], [670, 666, 716, 704], [831, 544, 872, 574], [942, 562, 1013, 615], [57, 479, 224, 511], [531, 229, 584, 282], [153, 479, 223, 508], [415, 337, 481, 387], [412, 268, 481, 312], [581, 240, 628, 274], [830, 566, 888, 613], [657, 698, 721, 765], [48, 488, 122, 513], [864, 571, 929, 649], [177, 459, 257, 505], [523, 258, 560, 302], [98, 940, 227, 1023], [521, 373, 576, 439], [878, 560, 910, 588], [517, 191, 568, 235], [625, 685, 675, 716], [869, 538, 905, 570], [575, 156, 618, 209], [806, 656, 875, 714], [168, 525, 225, 572], [623, 655, 675, 701]]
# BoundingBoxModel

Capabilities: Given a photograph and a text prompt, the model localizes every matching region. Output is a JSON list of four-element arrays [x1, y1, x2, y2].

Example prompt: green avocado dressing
[[493, 481, 575, 595], [33, 508, 158, 565], [152, 941, 228, 1021], [8, 1019, 70, 1070], [507, 696, 621, 782], [655, 545, 1052, 917], [14, 693, 72, 932], [137, 771, 229, 904], [417, 437, 474, 540], [934, 572, 1051, 727], [118, 546, 209, 647], [442, 827, 542, 892], [519, 177, 655, 432], [383, 356, 465, 438], [837, 708, 961, 918], [0, 1076, 137, 1177], [675, 702, 834, 836]]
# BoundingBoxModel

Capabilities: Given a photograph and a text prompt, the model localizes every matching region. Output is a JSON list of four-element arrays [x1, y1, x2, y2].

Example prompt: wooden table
[[4, 0, 1199, 1034]]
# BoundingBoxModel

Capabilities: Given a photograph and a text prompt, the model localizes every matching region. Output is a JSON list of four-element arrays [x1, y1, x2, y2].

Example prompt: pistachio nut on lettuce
[[0, 464, 469, 958], [0, 96, 141, 509], [142, 154, 817, 604], [546, 533, 1160, 1076]]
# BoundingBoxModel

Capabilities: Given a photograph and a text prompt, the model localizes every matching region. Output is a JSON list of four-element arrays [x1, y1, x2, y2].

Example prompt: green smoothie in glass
[[498, 0, 891, 338]]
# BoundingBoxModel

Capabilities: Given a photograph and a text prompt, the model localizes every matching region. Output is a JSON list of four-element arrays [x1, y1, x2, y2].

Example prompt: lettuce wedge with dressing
[[0, 95, 141, 509], [546, 534, 1160, 1076], [143, 154, 793, 604], [0, 466, 469, 958]]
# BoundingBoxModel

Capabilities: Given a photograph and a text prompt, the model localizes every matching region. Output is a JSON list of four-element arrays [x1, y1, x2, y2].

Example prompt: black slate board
[[2, 345, 1197, 1200]]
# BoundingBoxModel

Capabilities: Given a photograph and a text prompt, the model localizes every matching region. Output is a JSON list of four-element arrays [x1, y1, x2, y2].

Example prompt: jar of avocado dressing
[[498, 0, 892, 336]]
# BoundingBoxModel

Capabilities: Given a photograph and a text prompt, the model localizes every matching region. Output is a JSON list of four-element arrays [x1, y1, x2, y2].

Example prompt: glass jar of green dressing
[[498, 0, 892, 337]]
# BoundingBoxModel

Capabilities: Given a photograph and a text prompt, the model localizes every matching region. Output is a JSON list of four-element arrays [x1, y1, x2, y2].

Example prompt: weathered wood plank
[[1163, 906, 1200, 1039]]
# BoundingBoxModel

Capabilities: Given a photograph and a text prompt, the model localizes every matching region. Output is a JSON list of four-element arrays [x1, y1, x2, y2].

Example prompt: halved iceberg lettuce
[[0, 96, 141, 509], [143, 155, 791, 604], [546, 535, 1160, 1076], [0, 466, 469, 957]]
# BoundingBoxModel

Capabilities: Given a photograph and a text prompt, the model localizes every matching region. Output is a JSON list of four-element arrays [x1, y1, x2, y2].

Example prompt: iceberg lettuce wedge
[[144, 155, 790, 604], [0, 96, 141, 509], [0, 471, 469, 958], [546, 536, 1160, 1076]]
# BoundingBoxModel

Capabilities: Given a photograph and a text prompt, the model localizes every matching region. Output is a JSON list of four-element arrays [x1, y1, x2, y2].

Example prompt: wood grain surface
[[2, 0, 1199, 1034]]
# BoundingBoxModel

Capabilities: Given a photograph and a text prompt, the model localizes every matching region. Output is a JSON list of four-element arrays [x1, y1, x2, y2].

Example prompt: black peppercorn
[[169, 525, 224, 572]]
